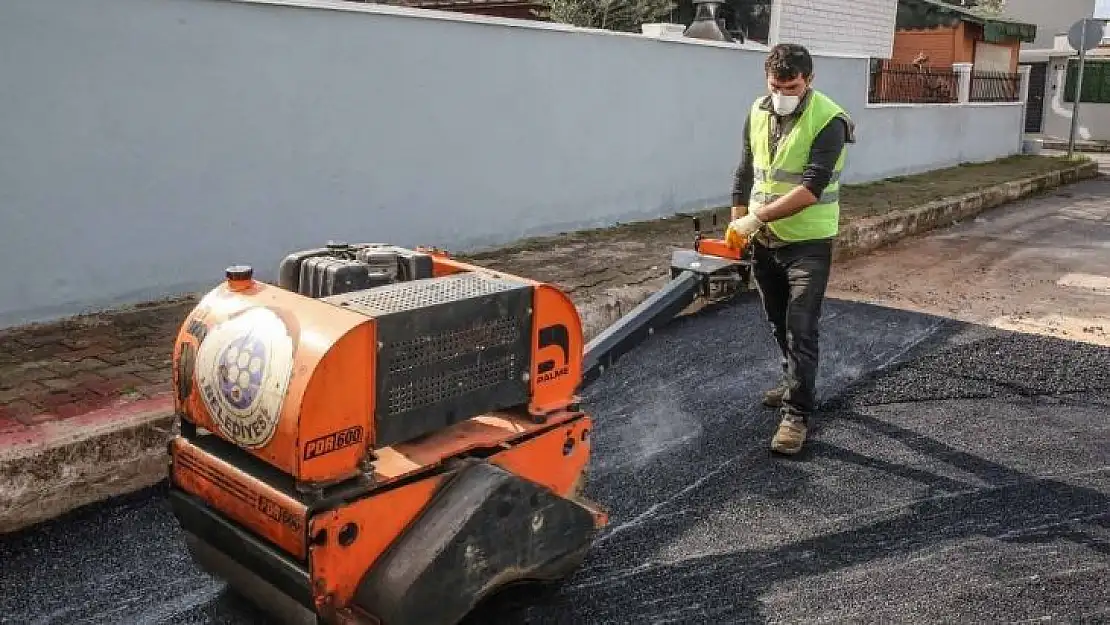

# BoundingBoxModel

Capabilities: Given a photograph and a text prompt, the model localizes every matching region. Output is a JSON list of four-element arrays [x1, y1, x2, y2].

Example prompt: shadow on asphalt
[[1, 298, 1107, 624], [462, 298, 1110, 624]]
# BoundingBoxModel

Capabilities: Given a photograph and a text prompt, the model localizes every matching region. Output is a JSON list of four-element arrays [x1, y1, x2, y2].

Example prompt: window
[[974, 42, 1012, 73], [1063, 59, 1110, 104]]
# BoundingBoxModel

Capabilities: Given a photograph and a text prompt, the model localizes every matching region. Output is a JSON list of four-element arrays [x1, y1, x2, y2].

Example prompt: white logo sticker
[[195, 307, 294, 449]]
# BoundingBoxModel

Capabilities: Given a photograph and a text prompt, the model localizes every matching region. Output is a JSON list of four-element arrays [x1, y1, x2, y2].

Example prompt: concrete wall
[[0, 0, 1024, 328], [1042, 56, 1110, 141], [770, 0, 897, 58], [1002, 0, 1097, 50], [860, 102, 1024, 169]]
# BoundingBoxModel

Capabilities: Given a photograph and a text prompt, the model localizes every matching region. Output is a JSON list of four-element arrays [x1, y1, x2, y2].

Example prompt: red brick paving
[[0, 297, 195, 430]]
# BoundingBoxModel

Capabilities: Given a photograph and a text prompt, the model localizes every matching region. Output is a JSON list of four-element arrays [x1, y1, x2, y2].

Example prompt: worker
[[725, 42, 855, 455]]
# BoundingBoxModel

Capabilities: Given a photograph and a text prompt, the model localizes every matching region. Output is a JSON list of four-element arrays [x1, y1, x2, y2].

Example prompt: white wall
[[858, 103, 1025, 175], [770, 0, 897, 58], [0, 0, 1024, 328]]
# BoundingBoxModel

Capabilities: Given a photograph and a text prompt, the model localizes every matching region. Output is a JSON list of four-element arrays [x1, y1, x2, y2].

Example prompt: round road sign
[[1068, 18, 1105, 53]]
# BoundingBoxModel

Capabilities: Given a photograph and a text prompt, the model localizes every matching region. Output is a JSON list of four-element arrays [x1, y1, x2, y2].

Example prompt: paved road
[[830, 160, 1110, 347], [2, 297, 1107, 624]]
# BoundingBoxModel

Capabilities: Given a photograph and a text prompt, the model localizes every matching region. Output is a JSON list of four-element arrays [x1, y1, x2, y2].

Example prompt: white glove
[[727, 212, 764, 237]]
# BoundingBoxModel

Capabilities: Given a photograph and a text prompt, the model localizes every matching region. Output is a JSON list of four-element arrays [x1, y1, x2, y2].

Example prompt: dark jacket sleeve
[[801, 115, 852, 199], [732, 114, 754, 207]]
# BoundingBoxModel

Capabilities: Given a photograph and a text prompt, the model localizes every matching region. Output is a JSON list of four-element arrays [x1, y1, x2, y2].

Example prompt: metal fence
[[969, 69, 1022, 102], [868, 61, 1023, 104], [868, 60, 959, 104]]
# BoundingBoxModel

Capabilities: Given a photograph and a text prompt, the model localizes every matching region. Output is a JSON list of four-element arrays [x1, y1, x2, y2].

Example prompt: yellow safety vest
[[749, 89, 850, 242]]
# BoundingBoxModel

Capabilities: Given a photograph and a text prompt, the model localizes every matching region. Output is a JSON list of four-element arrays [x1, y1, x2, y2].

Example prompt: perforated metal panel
[[388, 318, 522, 374], [323, 272, 534, 447], [386, 353, 519, 416], [329, 273, 524, 317]]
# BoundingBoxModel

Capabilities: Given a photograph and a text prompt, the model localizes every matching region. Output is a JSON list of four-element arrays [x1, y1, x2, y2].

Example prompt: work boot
[[762, 384, 787, 408], [770, 416, 807, 455]]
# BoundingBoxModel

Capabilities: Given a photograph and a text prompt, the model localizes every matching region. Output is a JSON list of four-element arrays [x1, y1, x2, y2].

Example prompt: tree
[[969, 0, 1005, 16], [939, 0, 1006, 17], [535, 0, 676, 32]]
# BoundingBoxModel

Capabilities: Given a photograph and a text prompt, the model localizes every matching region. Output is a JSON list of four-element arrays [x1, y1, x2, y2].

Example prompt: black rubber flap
[[353, 461, 598, 625]]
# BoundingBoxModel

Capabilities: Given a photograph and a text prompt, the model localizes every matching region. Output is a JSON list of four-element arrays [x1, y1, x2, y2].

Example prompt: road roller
[[167, 221, 751, 625]]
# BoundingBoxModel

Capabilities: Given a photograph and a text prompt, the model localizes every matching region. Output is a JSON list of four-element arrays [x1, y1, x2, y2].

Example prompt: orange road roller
[[167, 224, 751, 625]]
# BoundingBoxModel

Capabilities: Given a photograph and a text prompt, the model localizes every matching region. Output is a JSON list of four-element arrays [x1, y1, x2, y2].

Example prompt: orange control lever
[[691, 215, 745, 260], [696, 237, 744, 260]]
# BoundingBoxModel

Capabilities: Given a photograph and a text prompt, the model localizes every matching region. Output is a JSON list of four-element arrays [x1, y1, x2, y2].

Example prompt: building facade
[[769, 0, 898, 58], [1007, 0, 1101, 136], [892, 0, 1035, 72]]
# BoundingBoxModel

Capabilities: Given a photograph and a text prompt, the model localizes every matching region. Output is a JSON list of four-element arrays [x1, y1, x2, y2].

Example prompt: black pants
[[751, 237, 833, 423]]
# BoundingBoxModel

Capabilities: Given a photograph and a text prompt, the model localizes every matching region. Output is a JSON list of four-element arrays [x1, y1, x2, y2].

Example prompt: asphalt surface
[[2, 296, 1109, 624]]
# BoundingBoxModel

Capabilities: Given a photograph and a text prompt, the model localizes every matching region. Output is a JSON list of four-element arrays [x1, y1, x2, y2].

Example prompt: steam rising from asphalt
[[599, 388, 704, 473]]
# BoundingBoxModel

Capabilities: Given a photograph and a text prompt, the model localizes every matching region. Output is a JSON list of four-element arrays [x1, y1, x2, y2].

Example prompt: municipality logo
[[195, 307, 294, 449]]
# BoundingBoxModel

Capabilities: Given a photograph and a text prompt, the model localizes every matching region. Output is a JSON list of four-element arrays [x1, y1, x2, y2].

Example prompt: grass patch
[[841, 154, 1089, 220]]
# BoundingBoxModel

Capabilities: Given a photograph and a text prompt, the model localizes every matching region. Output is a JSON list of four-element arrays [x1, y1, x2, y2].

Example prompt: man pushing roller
[[725, 43, 855, 455]]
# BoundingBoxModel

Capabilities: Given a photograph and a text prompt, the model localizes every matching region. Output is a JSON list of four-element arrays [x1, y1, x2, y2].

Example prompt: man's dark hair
[[765, 44, 813, 81]]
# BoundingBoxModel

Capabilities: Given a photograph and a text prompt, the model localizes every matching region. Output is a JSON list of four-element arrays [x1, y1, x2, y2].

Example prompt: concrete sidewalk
[[0, 154, 1098, 532], [1040, 136, 1110, 153]]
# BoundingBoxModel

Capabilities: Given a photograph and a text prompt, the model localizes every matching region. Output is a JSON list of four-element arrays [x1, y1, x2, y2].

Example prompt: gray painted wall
[[1003, 0, 1097, 50], [0, 0, 1024, 328]]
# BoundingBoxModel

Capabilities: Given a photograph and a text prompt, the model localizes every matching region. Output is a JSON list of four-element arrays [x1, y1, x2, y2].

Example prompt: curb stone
[[0, 396, 174, 533], [0, 159, 1096, 534], [833, 159, 1100, 262], [1040, 139, 1110, 154]]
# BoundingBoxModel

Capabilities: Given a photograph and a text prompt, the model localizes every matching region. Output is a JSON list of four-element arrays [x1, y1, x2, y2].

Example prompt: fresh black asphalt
[[2, 296, 1108, 624]]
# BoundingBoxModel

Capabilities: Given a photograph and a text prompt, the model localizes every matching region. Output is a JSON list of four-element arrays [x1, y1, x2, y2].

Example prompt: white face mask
[[771, 92, 801, 115]]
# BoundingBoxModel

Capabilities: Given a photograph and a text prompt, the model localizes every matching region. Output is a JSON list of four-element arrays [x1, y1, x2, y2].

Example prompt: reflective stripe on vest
[[753, 167, 840, 186], [748, 90, 850, 242], [751, 189, 840, 205]]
